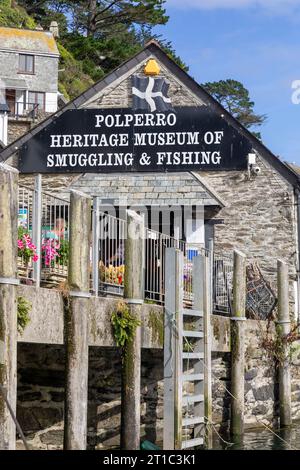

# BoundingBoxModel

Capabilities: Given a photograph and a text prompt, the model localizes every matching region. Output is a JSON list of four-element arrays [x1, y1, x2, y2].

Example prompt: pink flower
[[33, 254, 39, 262]]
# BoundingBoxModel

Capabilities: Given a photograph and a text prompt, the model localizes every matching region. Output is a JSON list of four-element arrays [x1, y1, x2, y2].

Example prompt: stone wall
[[17, 344, 164, 450], [8, 111, 54, 146], [7, 119, 31, 144], [212, 320, 300, 430], [16, 319, 300, 449], [201, 162, 297, 293]]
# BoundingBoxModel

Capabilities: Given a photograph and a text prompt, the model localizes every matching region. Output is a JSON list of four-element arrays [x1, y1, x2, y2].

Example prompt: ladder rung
[[182, 416, 205, 427], [183, 330, 204, 339], [183, 308, 203, 317], [182, 394, 204, 406], [182, 352, 204, 360], [181, 437, 204, 449], [182, 373, 204, 382]]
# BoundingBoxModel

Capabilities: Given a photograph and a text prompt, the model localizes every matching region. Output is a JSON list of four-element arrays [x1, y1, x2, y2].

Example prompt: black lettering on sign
[[19, 107, 252, 173]]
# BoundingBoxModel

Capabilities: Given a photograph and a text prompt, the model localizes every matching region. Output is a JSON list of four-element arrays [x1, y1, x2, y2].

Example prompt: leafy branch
[[111, 301, 141, 352]]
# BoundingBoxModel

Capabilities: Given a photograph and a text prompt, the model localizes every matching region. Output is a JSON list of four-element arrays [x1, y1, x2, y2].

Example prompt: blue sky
[[154, 0, 300, 164]]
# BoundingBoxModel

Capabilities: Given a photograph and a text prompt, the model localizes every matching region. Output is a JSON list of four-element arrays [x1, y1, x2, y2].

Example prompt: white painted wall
[[16, 90, 25, 115], [45, 92, 58, 113], [0, 112, 8, 145], [185, 206, 204, 247]]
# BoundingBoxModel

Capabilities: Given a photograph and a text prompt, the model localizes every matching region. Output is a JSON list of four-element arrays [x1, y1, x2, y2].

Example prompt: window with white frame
[[28, 91, 45, 111], [19, 54, 35, 74]]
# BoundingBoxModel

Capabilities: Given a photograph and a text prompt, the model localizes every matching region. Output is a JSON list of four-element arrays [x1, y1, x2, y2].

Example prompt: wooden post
[[0, 163, 18, 450], [64, 190, 91, 450], [121, 210, 144, 450], [174, 250, 183, 450], [230, 249, 246, 437], [92, 196, 100, 297], [163, 248, 183, 450], [277, 259, 291, 427], [204, 251, 213, 447]]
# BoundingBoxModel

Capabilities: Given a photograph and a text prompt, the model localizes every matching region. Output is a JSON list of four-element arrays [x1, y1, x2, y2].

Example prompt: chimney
[[0, 86, 9, 146], [49, 21, 59, 38]]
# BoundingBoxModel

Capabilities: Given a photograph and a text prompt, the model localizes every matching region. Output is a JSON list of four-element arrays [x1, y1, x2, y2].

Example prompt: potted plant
[[99, 261, 125, 294], [17, 227, 38, 283]]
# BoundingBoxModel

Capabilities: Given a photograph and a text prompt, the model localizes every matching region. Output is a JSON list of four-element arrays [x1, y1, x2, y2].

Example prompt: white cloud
[[166, 0, 300, 11]]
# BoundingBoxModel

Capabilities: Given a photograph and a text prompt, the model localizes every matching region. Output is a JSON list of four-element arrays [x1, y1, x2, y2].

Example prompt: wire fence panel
[[212, 252, 233, 315]]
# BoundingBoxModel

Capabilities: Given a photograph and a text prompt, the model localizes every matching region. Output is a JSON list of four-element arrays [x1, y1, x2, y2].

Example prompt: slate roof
[[0, 104, 9, 112], [284, 163, 300, 179], [0, 40, 298, 187], [0, 26, 59, 56]]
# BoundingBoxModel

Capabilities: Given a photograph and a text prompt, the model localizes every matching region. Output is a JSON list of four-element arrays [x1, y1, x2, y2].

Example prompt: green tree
[[17, 0, 69, 33], [0, 0, 35, 28], [202, 79, 266, 138], [68, 0, 168, 37]]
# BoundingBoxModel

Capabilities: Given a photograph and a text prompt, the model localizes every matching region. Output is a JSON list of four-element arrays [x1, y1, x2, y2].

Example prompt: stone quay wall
[[16, 319, 300, 450]]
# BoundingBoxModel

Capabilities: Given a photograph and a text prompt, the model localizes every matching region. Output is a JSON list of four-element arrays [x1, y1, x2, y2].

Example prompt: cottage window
[[28, 91, 45, 112], [19, 54, 34, 74]]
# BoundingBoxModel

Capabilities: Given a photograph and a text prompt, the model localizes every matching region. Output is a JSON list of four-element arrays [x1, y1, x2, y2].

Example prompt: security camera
[[251, 165, 261, 175]]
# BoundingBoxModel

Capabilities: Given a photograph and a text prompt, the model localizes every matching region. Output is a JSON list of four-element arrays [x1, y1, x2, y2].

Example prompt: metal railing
[[17, 183, 70, 286], [97, 211, 126, 296], [93, 209, 210, 306], [145, 228, 185, 304], [183, 245, 210, 305], [11, 102, 39, 121], [40, 190, 70, 286], [17, 185, 234, 313], [18, 185, 35, 283]]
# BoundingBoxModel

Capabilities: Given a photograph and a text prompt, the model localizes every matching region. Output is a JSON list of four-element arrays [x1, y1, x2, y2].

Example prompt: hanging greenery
[[17, 296, 31, 334], [259, 318, 300, 366], [111, 301, 141, 350]]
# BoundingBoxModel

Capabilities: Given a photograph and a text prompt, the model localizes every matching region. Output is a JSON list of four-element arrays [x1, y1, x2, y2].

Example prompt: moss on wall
[[148, 310, 164, 347]]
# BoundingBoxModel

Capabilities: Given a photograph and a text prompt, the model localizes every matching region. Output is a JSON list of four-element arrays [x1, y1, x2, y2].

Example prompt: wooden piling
[[230, 249, 246, 437], [277, 259, 291, 427], [204, 252, 213, 447], [163, 248, 183, 450], [0, 163, 18, 450], [64, 190, 91, 450], [121, 210, 144, 450]]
